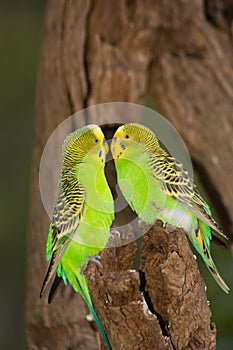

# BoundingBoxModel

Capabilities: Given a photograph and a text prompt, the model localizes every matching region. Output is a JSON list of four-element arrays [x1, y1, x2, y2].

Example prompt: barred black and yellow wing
[[148, 153, 228, 242], [40, 172, 85, 297]]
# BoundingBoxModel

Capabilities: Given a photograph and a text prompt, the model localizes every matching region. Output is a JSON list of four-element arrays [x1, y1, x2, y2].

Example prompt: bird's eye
[[95, 139, 98, 143], [125, 134, 130, 139]]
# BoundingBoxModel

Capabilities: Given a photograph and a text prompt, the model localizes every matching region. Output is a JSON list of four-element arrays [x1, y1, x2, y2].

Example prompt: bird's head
[[111, 123, 161, 161], [63, 124, 108, 167], [111, 125, 131, 161], [91, 125, 108, 165]]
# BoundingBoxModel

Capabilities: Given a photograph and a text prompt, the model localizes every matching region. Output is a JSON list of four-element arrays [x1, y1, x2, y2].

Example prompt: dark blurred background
[[0, 1, 46, 349], [0, 1, 232, 350]]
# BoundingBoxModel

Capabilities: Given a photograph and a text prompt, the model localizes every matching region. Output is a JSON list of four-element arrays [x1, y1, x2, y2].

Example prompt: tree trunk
[[26, 1, 233, 349]]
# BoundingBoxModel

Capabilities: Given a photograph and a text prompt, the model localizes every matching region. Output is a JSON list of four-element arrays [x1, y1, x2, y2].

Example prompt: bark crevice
[[83, 0, 93, 111]]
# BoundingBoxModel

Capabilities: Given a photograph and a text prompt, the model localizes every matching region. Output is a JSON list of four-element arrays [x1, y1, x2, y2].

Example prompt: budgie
[[40, 124, 114, 349], [111, 122, 229, 293]]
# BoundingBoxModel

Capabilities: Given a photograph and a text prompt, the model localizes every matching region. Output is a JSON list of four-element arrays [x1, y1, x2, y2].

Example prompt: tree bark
[[86, 221, 216, 350], [26, 1, 233, 349]]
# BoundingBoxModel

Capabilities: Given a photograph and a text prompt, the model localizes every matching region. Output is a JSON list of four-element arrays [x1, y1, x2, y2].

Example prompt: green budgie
[[111, 122, 229, 293], [40, 124, 114, 349]]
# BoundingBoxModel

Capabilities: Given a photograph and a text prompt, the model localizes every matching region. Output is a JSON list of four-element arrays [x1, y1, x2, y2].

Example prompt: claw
[[81, 255, 103, 275], [110, 229, 121, 238], [89, 255, 103, 268], [165, 223, 174, 233]]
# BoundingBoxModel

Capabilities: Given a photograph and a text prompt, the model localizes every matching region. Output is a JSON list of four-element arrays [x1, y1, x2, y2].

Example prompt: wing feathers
[[40, 176, 85, 297], [149, 153, 228, 242]]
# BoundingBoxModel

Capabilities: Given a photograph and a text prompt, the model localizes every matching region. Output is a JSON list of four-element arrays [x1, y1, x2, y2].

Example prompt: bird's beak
[[111, 134, 125, 161], [110, 136, 116, 155], [103, 140, 109, 154]]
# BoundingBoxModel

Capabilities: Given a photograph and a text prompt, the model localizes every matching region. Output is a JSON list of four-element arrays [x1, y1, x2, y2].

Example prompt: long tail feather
[[48, 275, 63, 304], [40, 249, 60, 298], [40, 253, 56, 298], [194, 226, 229, 293], [74, 270, 112, 350], [86, 300, 112, 350], [40, 241, 70, 298]]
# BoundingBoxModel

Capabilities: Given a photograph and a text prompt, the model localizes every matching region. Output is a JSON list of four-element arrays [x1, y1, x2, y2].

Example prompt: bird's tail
[[191, 222, 230, 293], [40, 224, 70, 298], [86, 299, 112, 350], [66, 267, 112, 350]]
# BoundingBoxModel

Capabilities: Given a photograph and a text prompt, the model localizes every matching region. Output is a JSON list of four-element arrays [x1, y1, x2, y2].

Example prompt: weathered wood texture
[[87, 222, 216, 350], [26, 0, 233, 349]]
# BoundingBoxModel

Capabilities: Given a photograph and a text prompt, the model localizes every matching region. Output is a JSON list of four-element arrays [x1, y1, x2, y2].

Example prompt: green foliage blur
[[0, 1, 46, 349], [0, 1, 232, 350]]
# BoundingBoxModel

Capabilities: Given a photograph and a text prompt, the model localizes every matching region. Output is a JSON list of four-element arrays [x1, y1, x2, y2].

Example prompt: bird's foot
[[165, 223, 174, 233], [110, 228, 121, 238], [89, 255, 103, 268], [81, 255, 103, 275]]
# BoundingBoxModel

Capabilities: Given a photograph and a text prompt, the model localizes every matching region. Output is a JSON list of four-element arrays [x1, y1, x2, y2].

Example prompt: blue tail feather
[[72, 270, 112, 350], [57, 263, 112, 348], [87, 300, 112, 350]]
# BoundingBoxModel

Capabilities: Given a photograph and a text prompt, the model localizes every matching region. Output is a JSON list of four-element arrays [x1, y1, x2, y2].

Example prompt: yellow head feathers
[[63, 124, 108, 166], [111, 123, 163, 160]]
